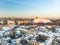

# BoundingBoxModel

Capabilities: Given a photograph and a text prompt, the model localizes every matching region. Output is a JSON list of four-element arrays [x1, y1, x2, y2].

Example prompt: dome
[[33, 18, 52, 23]]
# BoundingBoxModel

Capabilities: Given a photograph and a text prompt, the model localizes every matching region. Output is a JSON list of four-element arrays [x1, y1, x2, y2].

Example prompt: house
[[7, 20, 15, 27]]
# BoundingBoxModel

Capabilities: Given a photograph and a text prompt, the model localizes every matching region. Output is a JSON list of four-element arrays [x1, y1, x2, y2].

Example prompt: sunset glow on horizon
[[0, 0, 60, 18]]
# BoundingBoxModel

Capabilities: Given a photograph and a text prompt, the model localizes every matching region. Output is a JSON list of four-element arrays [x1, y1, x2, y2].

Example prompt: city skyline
[[0, 0, 60, 18]]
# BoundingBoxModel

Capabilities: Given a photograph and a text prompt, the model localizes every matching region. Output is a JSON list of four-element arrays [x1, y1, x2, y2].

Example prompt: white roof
[[3, 27, 11, 31]]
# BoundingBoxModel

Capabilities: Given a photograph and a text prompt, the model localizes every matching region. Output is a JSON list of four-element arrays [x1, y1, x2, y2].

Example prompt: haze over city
[[0, 0, 60, 18]]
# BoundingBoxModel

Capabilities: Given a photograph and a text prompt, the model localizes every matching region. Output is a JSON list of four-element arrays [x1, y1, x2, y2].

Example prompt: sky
[[0, 0, 60, 18]]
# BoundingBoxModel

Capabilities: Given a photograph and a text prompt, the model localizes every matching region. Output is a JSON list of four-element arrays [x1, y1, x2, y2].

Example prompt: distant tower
[[35, 16, 39, 19], [3, 18, 7, 25], [33, 16, 40, 23]]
